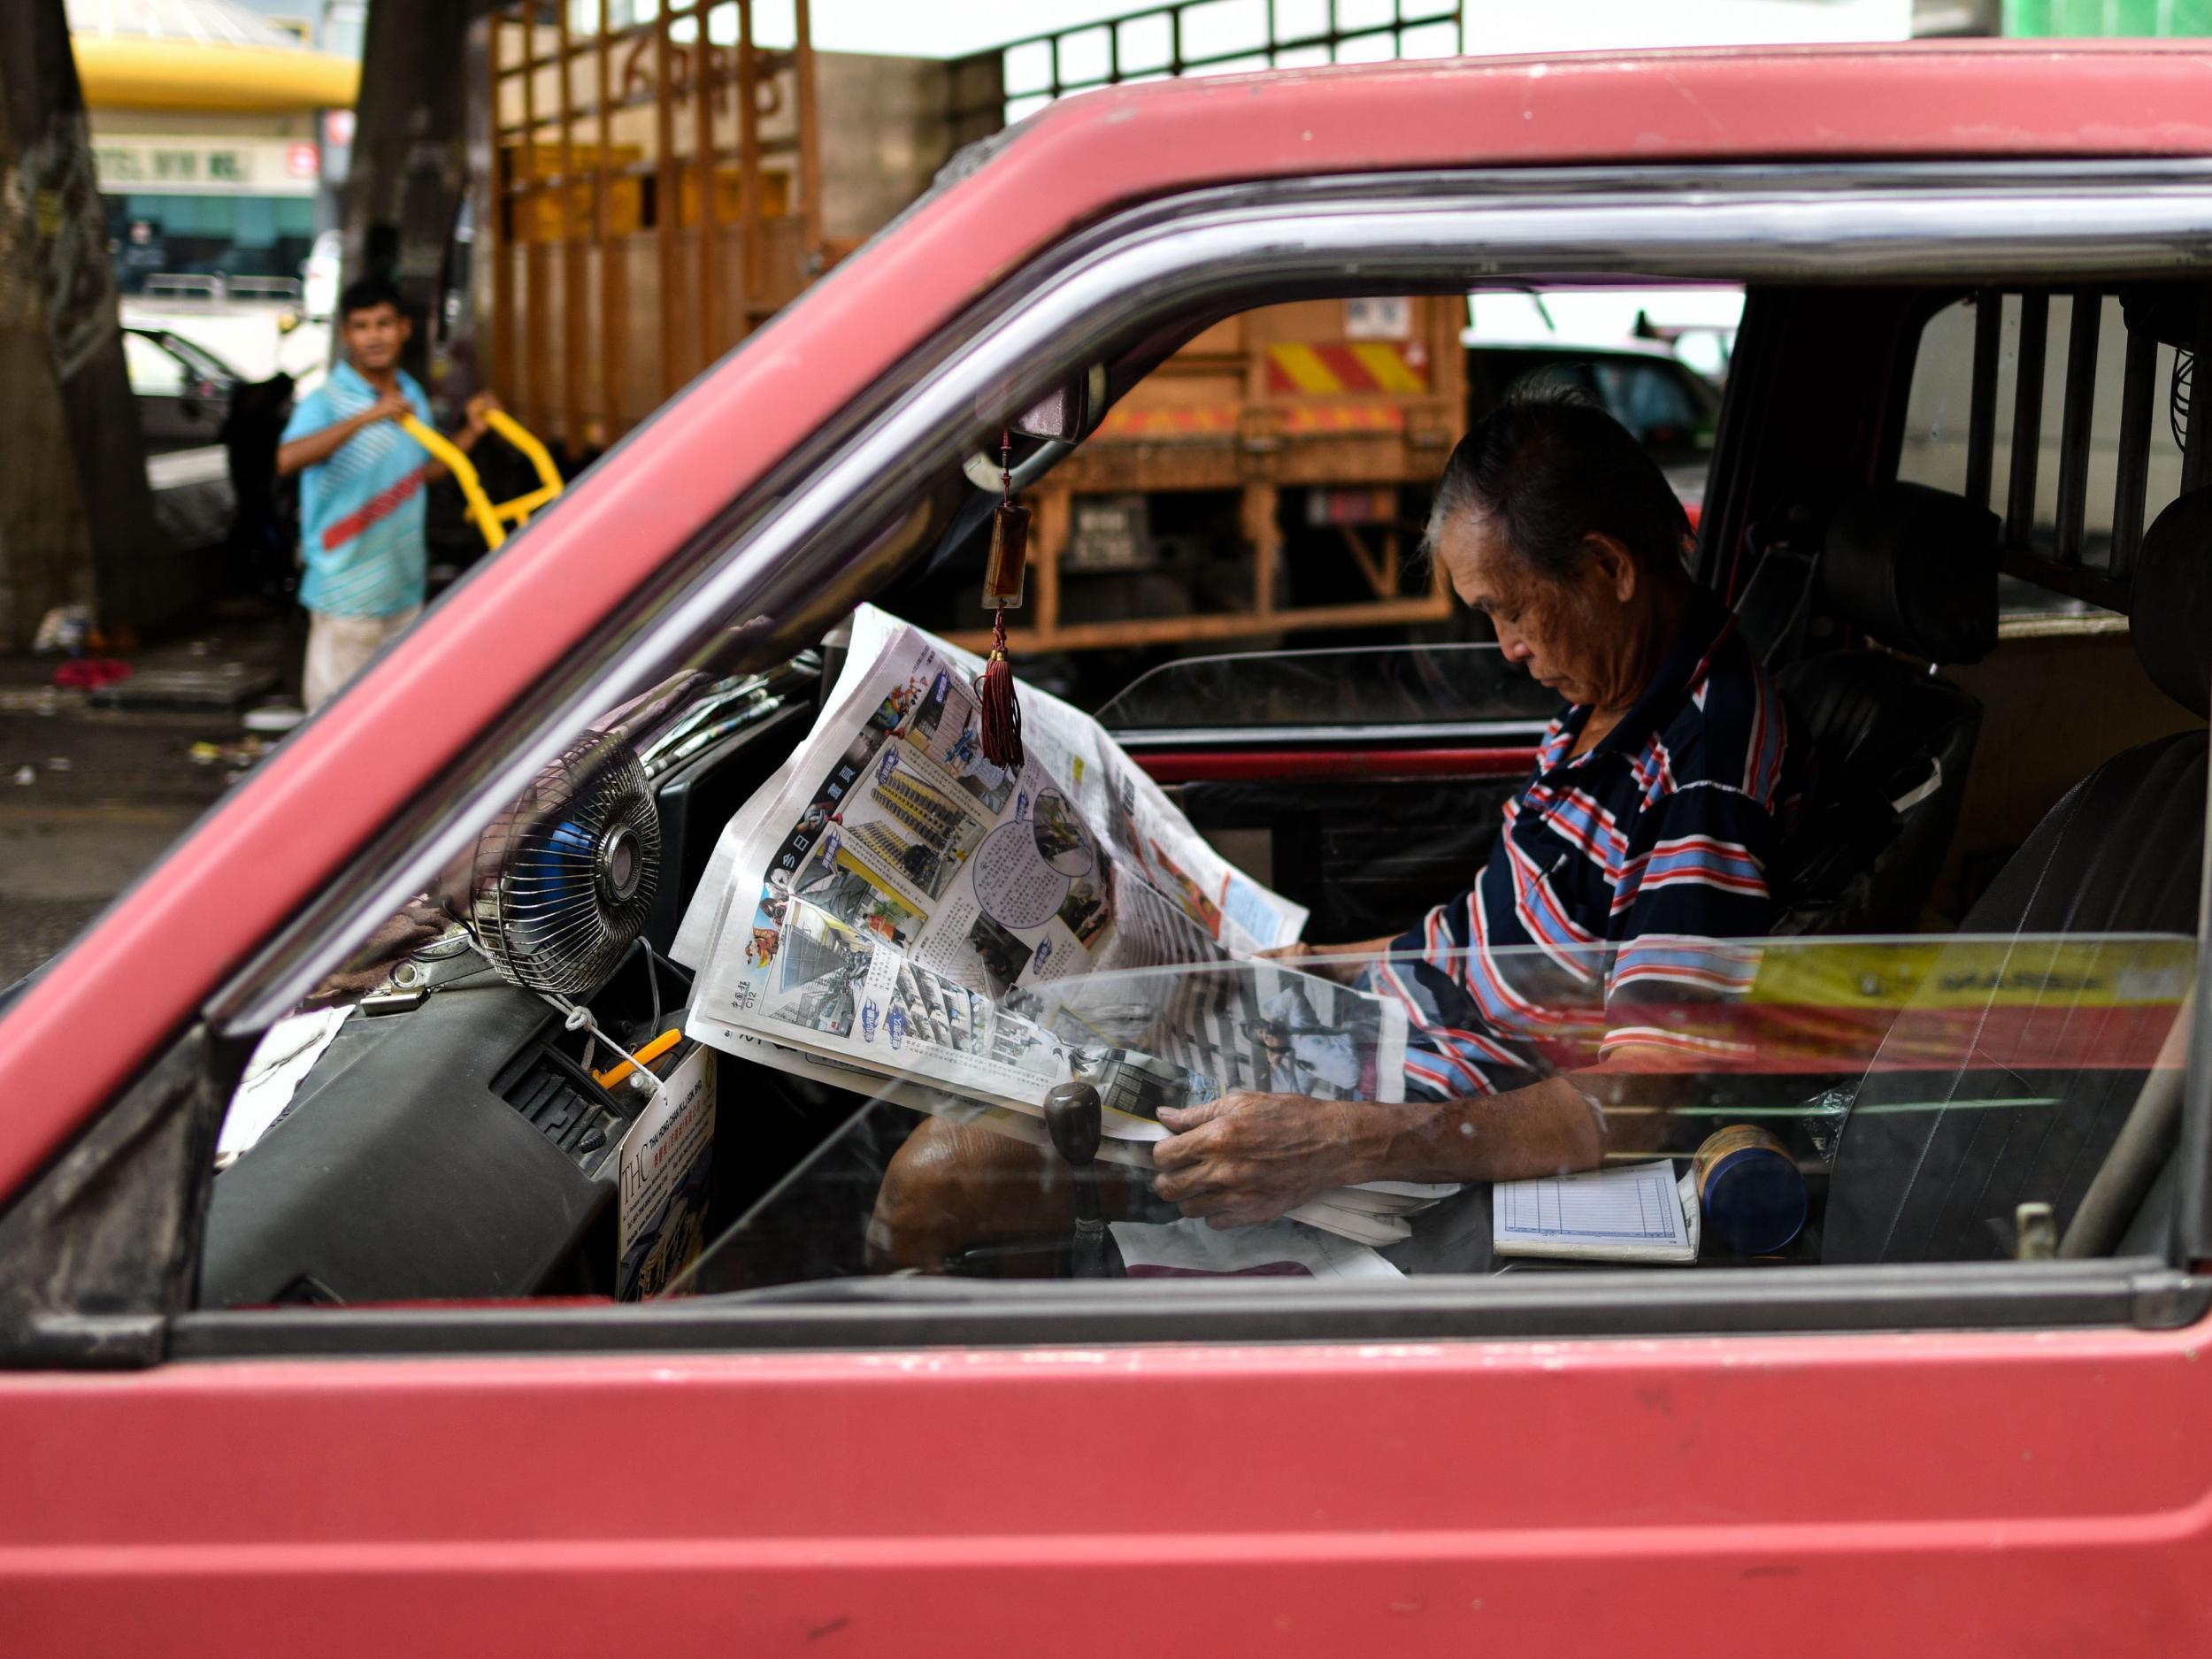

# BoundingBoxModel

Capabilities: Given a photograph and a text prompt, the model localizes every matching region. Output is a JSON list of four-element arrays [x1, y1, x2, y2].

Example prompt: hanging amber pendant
[[982, 500, 1030, 610]]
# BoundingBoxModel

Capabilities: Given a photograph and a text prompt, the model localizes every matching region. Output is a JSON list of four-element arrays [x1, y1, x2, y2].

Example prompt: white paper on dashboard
[[617, 1044, 717, 1300], [1492, 1160, 1700, 1263], [217, 1004, 352, 1161], [1110, 1217, 1405, 1280]]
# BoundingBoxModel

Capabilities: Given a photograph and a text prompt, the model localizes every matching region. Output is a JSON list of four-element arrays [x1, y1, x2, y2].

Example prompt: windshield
[[1096, 643, 1561, 738]]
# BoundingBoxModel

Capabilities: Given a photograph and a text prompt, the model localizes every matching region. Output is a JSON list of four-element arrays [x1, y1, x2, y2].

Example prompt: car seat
[[1823, 487, 2212, 1264], [1770, 482, 2000, 933]]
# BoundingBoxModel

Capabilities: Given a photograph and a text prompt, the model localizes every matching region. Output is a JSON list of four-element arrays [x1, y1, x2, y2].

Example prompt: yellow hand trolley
[[398, 409, 564, 551]]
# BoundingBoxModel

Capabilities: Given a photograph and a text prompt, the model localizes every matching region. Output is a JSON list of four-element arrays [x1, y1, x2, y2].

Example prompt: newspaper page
[[672, 605, 1307, 971], [836, 604, 1304, 957], [681, 609, 1301, 1009]]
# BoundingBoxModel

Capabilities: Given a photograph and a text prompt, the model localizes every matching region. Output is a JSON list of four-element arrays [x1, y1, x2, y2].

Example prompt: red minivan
[[11, 42, 2212, 1655]]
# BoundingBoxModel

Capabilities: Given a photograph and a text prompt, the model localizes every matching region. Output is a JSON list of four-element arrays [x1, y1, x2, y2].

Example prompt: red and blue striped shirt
[[1371, 591, 1804, 1101]]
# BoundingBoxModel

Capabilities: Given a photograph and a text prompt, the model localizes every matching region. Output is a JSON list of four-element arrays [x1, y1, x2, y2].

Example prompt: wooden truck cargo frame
[[478, 0, 1471, 654]]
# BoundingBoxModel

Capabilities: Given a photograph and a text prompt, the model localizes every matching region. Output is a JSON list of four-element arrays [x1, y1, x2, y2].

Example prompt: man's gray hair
[[1424, 384, 1692, 580]]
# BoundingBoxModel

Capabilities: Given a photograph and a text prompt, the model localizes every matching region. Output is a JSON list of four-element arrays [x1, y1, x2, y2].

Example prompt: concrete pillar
[[0, 0, 165, 648]]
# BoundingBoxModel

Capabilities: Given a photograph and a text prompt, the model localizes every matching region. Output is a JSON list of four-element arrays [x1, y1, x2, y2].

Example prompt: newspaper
[[677, 608, 1431, 1240], [672, 605, 1306, 969]]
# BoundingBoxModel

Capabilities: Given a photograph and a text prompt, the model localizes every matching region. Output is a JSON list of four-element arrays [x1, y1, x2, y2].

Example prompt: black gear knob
[[1043, 1078, 1102, 1171], [1042, 1078, 1118, 1279]]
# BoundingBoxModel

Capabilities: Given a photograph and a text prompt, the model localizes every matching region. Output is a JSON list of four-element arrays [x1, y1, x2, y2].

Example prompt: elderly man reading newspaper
[[865, 394, 1804, 1272]]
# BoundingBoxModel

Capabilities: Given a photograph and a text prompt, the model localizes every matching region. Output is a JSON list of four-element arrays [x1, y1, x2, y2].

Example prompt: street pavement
[[0, 615, 290, 987]]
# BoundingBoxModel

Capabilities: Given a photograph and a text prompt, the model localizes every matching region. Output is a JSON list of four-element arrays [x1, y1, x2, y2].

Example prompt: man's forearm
[[1277, 933, 1399, 984], [1344, 1074, 1608, 1185], [276, 411, 371, 476]]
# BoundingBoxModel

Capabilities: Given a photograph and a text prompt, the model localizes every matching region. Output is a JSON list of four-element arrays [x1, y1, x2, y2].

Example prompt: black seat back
[[1824, 488, 2212, 1263], [1775, 483, 1999, 933]]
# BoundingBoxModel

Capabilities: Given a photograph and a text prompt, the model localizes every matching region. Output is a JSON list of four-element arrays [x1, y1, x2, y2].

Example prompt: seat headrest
[[1819, 482, 2001, 664], [2131, 488, 2212, 718]]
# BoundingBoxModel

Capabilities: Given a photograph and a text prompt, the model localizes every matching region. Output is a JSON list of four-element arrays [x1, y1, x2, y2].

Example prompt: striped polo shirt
[[282, 361, 434, 618], [1370, 589, 1804, 1101]]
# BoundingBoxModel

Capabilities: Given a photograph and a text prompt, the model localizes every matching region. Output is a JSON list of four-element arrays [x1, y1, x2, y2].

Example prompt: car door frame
[[17, 158, 2212, 1348], [12, 156, 2212, 1649]]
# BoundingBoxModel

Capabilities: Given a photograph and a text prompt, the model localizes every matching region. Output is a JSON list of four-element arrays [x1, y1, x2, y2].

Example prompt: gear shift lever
[[1043, 1076, 1118, 1278]]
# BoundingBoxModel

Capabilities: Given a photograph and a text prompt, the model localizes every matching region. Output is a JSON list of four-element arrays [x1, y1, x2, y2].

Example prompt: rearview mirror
[[1010, 364, 1108, 444]]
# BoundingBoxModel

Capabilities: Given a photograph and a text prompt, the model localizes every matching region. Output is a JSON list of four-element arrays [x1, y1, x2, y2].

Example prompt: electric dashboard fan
[[468, 730, 662, 997]]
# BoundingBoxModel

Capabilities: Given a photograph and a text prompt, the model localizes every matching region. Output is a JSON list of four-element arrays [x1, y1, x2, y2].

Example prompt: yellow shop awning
[[73, 35, 357, 114]]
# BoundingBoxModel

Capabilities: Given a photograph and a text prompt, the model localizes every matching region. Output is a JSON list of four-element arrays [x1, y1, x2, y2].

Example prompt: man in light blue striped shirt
[[278, 278, 498, 710]]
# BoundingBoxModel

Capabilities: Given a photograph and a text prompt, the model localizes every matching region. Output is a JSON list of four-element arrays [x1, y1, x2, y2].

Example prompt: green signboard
[[2006, 0, 2212, 34]]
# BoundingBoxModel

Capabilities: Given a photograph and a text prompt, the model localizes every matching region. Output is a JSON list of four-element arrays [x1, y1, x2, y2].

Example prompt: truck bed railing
[[952, 0, 1465, 128]]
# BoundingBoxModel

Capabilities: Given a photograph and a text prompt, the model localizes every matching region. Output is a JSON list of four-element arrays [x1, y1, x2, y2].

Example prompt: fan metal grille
[[470, 733, 661, 996]]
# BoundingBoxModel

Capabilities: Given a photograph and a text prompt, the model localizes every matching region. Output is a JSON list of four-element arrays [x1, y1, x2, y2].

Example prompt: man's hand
[[1151, 1090, 1373, 1229], [278, 388, 411, 476], [463, 390, 503, 438]]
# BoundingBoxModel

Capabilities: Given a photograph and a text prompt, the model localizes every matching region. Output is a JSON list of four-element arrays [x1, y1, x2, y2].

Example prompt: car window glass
[[1588, 359, 1709, 450], [164, 334, 235, 388], [103, 250, 2188, 1340], [1464, 286, 1737, 491], [202, 922, 2193, 1309], [670, 933, 2193, 1294]]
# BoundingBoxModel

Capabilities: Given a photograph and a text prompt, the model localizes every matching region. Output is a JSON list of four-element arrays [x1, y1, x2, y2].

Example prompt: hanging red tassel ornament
[[976, 427, 1027, 769], [977, 607, 1024, 770]]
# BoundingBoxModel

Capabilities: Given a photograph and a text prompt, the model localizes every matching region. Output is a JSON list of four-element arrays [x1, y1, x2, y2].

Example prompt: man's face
[[1435, 509, 1645, 710], [342, 302, 410, 374]]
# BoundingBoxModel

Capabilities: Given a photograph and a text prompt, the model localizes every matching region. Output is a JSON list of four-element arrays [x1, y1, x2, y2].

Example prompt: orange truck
[[971, 295, 1466, 656]]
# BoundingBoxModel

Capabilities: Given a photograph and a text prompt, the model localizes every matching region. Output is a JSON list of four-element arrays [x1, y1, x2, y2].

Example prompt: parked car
[[121, 326, 238, 453], [302, 227, 342, 321], [11, 43, 2212, 1654], [121, 326, 245, 555], [1466, 338, 1723, 520]]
